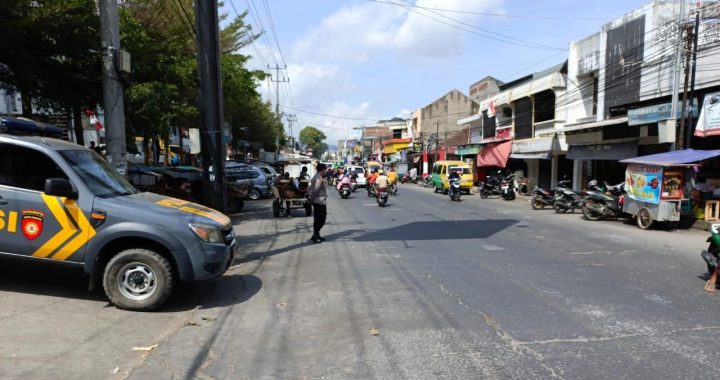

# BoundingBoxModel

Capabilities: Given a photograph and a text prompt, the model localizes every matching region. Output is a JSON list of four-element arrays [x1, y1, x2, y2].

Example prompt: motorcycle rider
[[366, 168, 379, 195], [336, 172, 351, 191], [449, 168, 461, 196], [375, 170, 389, 194], [387, 167, 398, 186]]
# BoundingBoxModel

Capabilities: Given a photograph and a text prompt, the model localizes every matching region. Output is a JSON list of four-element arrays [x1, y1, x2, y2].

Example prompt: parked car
[[227, 169, 271, 200], [344, 165, 367, 187]]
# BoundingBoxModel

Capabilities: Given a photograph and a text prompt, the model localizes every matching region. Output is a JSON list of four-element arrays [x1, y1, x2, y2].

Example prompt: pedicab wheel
[[531, 196, 544, 210], [637, 207, 654, 230], [305, 203, 312, 217], [272, 200, 280, 217]]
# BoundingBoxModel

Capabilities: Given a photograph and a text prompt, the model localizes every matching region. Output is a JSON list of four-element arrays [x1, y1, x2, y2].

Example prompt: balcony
[[533, 119, 564, 137]]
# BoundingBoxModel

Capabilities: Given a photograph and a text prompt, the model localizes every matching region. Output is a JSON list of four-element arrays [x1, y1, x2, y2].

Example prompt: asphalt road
[[1, 184, 719, 379]]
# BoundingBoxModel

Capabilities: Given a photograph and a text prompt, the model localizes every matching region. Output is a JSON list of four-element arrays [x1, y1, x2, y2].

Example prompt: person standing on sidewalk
[[309, 163, 328, 243]]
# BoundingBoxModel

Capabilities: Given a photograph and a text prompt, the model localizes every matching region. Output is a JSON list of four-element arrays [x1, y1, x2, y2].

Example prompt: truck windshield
[[60, 150, 138, 198]]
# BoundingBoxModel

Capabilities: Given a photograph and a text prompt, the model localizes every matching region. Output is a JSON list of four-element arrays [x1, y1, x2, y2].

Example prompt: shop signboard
[[628, 99, 697, 126], [625, 164, 663, 204], [695, 91, 720, 137], [456, 145, 481, 156]]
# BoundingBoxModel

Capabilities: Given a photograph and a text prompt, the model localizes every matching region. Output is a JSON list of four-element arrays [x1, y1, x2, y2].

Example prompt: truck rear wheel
[[103, 248, 174, 311]]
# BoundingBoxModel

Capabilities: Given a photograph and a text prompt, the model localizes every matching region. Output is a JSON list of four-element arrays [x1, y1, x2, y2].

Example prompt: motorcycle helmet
[[379, 170, 384, 174]]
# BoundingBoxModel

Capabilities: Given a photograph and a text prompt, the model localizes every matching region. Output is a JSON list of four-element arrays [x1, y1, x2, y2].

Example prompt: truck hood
[[107, 192, 232, 229]]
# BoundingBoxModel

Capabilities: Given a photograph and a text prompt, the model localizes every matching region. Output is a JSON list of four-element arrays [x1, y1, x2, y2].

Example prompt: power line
[[227, 0, 271, 67], [367, 0, 607, 21], [385, 0, 565, 51], [260, 0, 288, 67]]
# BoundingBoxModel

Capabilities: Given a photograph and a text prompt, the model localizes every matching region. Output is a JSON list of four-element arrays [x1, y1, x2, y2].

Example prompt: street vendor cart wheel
[[637, 207, 654, 230], [305, 203, 312, 217], [272, 200, 281, 218]]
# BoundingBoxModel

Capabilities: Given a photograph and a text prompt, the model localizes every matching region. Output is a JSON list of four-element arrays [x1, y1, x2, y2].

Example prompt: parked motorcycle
[[423, 175, 433, 188], [501, 174, 516, 201], [552, 180, 585, 213], [480, 171, 504, 199], [582, 181, 626, 221], [403, 173, 418, 184], [701, 223, 720, 278], [530, 187, 555, 210], [448, 177, 461, 202], [377, 187, 389, 207], [338, 183, 351, 199]]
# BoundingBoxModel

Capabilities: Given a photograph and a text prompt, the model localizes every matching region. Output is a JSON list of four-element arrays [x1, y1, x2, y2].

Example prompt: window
[[433, 164, 439, 174], [393, 129, 402, 138], [60, 150, 136, 198], [449, 166, 471, 175], [0, 144, 68, 191], [440, 166, 447, 175]]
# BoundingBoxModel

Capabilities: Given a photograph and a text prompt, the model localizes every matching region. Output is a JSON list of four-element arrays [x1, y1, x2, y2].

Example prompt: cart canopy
[[619, 149, 720, 167]]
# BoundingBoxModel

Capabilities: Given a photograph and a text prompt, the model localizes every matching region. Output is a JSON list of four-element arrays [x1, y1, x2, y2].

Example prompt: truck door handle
[[0, 196, 7, 205]]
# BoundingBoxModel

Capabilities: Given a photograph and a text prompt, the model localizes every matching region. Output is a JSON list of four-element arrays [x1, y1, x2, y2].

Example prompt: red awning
[[477, 141, 512, 168]]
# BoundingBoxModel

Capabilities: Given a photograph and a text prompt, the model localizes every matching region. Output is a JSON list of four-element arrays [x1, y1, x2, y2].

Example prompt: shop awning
[[619, 149, 720, 166], [567, 142, 637, 160], [510, 137, 554, 160], [477, 140, 512, 168], [510, 152, 551, 160]]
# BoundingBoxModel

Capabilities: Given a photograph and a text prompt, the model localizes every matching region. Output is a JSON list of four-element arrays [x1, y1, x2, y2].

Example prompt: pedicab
[[619, 149, 720, 230], [271, 177, 312, 217]]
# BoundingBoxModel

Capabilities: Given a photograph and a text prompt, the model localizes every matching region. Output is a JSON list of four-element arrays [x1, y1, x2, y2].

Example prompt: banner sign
[[628, 99, 697, 126], [696, 91, 720, 137], [625, 164, 663, 204]]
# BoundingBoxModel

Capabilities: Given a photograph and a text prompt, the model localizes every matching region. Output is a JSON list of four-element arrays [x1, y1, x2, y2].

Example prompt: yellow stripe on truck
[[51, 200, 96, 261], [33, 195, 77, 258]]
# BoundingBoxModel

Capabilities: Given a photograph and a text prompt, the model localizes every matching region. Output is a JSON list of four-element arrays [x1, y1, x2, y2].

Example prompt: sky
[[223, 0, 652, 145]]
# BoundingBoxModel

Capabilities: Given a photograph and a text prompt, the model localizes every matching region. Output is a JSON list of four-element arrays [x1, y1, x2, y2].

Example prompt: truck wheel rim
[[118, 262, 157, 301]]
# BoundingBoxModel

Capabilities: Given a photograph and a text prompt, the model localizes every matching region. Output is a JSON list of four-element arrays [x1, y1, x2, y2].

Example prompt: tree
[[299, 126, 328, 158], [0, 0, 102, 144]]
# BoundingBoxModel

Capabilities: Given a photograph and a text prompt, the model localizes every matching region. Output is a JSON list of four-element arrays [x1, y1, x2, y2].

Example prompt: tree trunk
[[20, 92, 32, 117], [72, 104, 85, 146]]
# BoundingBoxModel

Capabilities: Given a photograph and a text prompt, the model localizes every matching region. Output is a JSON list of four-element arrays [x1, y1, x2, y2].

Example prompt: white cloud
[[291, 0, 505, 61]]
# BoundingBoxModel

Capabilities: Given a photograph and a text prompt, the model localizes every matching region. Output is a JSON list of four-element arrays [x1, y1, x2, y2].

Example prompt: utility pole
[[286, 113, 297, 152], [269, 65, 288, 159], [99, 0, 127, 175], [686, 3, 702, 148], [668, 0, 686, 151], [434, 122, 439, 162], [678, 24, 694, 150], [195, 0, 226, 212]]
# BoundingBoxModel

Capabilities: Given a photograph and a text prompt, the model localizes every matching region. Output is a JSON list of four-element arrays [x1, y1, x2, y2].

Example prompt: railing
[[533, 119, 564, 136], [497, 119, 512, 127]]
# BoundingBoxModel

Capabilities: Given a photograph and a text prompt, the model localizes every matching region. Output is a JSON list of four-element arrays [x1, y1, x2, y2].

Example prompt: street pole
[[678, 24, 694, 150], [434, 122, 439, 162], [99, 0, 127, 175], [195, 0, 226, 212], [686, 4, 701, 148], [269, 65, 289, 159], [669, 0, 686, 151]]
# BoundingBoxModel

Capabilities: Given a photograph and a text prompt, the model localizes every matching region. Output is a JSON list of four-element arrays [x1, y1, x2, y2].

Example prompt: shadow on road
[[0, 256, 262, 312], [353, 219, 518, 241]]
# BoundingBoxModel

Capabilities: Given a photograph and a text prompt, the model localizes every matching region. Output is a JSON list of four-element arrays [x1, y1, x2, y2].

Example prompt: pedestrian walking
[[309, 163, 328, 243]]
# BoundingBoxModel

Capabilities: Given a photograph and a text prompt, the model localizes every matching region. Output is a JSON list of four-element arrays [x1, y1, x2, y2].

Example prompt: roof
[[619, 149, 720, 167], [0, 134, 83, 151], [533, 61, 567, 79]]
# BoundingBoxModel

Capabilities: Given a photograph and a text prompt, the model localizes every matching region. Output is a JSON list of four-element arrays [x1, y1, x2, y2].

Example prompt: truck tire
[[103, 248, 174, 311]]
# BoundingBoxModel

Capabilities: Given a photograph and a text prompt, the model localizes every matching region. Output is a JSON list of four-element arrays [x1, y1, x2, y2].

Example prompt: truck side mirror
[[44, 178, 78, 200]]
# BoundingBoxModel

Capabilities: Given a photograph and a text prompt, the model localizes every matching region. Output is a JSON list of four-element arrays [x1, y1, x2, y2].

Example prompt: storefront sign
[[628, 99, 697, 126], [625, 164, 663, 204], [456, 145, 481, 156], [661, 171, 684, 199], [696, 91, 720, 137]]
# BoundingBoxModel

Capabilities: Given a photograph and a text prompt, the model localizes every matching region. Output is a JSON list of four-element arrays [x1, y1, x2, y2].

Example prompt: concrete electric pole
[[668, 0, 686, 150], [99, 0, 127, 175], [269, 65, 289, 159], [195, 0, 226, 212]]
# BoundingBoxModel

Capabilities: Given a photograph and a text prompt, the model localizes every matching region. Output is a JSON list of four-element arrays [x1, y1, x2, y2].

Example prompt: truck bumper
[[181, 238, 238, 282]]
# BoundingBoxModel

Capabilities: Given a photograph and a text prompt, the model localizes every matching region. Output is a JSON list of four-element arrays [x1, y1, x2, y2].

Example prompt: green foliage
[[299, 126, 328, 157], [0, 0, 102, 121]]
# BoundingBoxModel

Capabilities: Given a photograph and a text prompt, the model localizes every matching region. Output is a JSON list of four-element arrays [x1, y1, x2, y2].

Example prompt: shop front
[[476, 140, 512, 181], [510, 135, 570, 189]]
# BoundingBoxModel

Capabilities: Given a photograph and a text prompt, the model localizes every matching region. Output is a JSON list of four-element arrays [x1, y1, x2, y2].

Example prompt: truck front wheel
[[103, 248, 174, 311]]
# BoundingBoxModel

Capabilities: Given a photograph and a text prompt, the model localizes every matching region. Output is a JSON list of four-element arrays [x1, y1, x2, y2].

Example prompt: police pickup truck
[[0, 135, 236, 310]]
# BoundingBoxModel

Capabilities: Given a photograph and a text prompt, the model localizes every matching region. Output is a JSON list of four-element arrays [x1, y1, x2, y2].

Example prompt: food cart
[[619, 149, 720, 230]]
